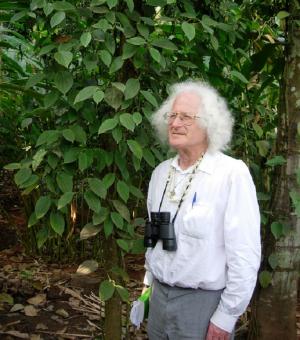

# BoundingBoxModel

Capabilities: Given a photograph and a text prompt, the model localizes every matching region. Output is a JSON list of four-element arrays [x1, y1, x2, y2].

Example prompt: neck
[[178, 147, 207, 170]]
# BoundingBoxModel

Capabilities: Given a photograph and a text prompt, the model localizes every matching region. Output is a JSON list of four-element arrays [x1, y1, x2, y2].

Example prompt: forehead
[[172, 91, 201, 112]]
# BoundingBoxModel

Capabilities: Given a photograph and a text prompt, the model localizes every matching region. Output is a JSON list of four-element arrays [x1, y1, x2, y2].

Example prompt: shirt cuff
[[143, 270, 154, 286], [210, 309, 238, 333]]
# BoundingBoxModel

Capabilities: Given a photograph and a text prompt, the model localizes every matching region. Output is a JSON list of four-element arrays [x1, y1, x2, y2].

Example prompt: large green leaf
[[127, 139, 143, 159], [74, 86, 98, 104], [110, 212, 123, 229], [99, 280, 115, 301], [14, 168, 32, 186], [124, 78, 140, 100], [181, 22, 195, 41], [54, 51, 73, 68], [117, 180, 129, 202], [54, 71, 73, 94], [56, 172, 73, 192], [112, 200, 130, 222], [50, 211, 65, 236], [50, 11, 65, 28], [35, 196, 52, 219], [84, 190, 101, 213], [80, 32, 91, 47], [151, 38, 177, 50], [88, 178, 107, 198], [98, 117, 118, 134], [57, 192, 74, 209], [120, 113, 135, 132]]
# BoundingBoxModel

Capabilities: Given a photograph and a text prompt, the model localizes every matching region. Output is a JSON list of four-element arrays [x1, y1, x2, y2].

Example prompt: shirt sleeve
[[210, 161, 261, 333], [143, 170, 155, 287]]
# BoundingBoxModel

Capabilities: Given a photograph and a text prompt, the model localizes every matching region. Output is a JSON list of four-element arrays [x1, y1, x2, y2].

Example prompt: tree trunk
[[253, 2, 300, 339], [103, 236, 123, 340]]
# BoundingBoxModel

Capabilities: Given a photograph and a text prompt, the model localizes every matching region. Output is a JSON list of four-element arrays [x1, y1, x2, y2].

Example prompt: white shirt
[[143, 151, 261, 333]]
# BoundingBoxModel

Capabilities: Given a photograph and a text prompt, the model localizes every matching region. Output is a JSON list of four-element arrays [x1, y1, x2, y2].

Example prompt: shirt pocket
[[181, 202, 214, 239]]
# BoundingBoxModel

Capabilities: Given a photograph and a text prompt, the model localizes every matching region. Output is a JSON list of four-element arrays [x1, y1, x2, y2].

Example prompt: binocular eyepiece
[[144, 212, 177, 251]]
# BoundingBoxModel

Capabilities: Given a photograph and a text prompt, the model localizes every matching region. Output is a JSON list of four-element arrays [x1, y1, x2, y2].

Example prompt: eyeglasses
[[165, 112, 200, 126]]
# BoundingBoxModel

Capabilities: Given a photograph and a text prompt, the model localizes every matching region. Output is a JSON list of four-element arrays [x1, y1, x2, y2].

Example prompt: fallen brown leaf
[[10, 303, 24, 312], [56, 308, 69, 318], [27, 294, 46, 306], [24, 305, 38, 316]]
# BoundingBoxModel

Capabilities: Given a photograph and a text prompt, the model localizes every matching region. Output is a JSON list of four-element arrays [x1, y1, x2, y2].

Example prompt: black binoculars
[[144, 212, 177, 251]]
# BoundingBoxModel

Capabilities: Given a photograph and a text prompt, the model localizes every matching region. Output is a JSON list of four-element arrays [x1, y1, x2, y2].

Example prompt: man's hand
[[206, 322, 230, 340]]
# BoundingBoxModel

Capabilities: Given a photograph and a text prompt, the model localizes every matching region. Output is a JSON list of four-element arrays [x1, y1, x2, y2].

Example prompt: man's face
[[168, 92, 208, 151]]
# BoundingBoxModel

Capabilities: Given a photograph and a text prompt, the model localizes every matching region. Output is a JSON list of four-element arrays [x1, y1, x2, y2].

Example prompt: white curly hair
[[151, 80, 234, 153]]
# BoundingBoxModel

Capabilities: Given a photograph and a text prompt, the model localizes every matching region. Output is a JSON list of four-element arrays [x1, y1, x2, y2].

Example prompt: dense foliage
[[0, 0, 291, 336]]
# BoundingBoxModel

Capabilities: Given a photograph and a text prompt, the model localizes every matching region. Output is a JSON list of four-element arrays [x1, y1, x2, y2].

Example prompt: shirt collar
[[171, 151, 219, 175]]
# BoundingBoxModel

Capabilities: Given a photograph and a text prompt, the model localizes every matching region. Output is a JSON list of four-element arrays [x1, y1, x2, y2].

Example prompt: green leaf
[[39, 44, 56, 56], [54, 51, 73, 68], [84, 190, 101, 213], [120, 113, 135, 132], [74, 86, 98, 104], [14, 168, 32, 186], [133, 112, 142, 125], [80, 223, 101, 240], [88, 178, 107, 199], [100, 50, 112, 67], [252, 123, 263, 138], [19, 174, 39, 190], [127, 140, 143, 159], [111, 212, 123, 229], [104, 87, 123, 110], [151, 38, 177, 50], [259, 270, 272, 288], [78, 152, 88, 172], [62, 129, 75, 142], [271, 221, 283, 239], [266, 156, 286, 167], [290, 191, 300, 216], [103, 173, 115, 189], [50, 211, 65, 236], [57, 192, 74, 209], [4, 163, 21, 170], [28, 212, 38, 227], [64, 147, 79, 163], [143, 148, 155, 167], [116, 239, 130, 252], [99, 280, 115, 301], [35, 196, 52, 219], [93, 89, 104, 104], [25, 73, 44, 89], [277, 11, 290, 20], [104, 218, 113, 238], [52, 1, 75, 11], [122, 43, 138, 59], [50, 11, 65, 28], [141, 90, 158, 107], [127, 36, 146, 45], [256, 140, 269, 157], [80, 32, 91, 47], [32, 149, 47, 171], [57, 172, 73, 192], [112, 200, 130, 222], [115, 285, 129, 302], [231, 70, 248, 84], [124, 78, 140, 100], [149, 47, 161, 63], [93, 207, 108, 225], [37, 227, 49, 249], [131, 238, 145, 254], [181, 22, 195, 41], [268, 253, 278, 270], [117, 180, 129, 202], [109, 56, 124, 74], [71, 125, 87, 145], [98, 117, 118, 134], [36, 130, 60, 146], [130, 185, 144, 199], [210, 35, 219, 50], [54, 71, 73, 94], [125, 0, 134, 11], [107, 0, 118, 9], [44, 91, 59, 108]]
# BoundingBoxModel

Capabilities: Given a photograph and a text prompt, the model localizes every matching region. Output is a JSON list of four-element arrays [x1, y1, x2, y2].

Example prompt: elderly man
[[143, 80, 261, 340]]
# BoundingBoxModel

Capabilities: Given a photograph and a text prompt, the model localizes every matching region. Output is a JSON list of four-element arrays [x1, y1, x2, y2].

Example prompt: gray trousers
[[147, 279, 234, 340]]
